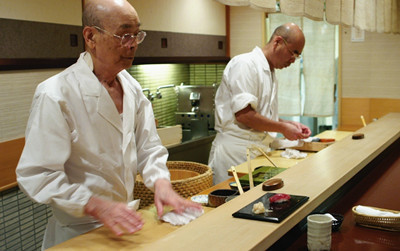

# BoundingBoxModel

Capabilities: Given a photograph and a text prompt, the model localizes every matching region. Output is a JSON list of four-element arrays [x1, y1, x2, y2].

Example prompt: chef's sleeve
[[226, 59, 259, 114], [16, 92, 93, 217], [135, 92, 170, 192]]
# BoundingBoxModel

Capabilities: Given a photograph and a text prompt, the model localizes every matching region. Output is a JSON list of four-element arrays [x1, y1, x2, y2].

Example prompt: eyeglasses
[[93, 26, 146, 47], [281, 37, 301, 59]]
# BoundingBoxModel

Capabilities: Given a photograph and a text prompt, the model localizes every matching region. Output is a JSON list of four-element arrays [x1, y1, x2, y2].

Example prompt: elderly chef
[[16, 0, 201, 249], [209, 23, 312, 184]]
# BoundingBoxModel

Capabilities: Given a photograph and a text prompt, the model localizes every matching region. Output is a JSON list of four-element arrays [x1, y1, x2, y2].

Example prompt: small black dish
[[229, 182, 250, 192], [331, 213, 344, 232]]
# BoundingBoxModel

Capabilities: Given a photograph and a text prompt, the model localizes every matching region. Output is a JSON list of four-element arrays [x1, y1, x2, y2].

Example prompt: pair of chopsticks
[[232, 147, 278, 194], [230, 149, 255, 195], [231, 166, 244, 195], [253, 146, 278, 168]]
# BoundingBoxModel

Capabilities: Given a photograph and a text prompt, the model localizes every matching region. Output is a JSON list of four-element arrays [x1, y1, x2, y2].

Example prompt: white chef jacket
[[16, 52, 170, 249], [209, 46, 279, 184]]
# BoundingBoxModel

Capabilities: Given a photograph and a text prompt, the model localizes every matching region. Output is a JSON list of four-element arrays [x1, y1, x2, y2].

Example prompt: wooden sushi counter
[[49, 113, 400, 250]]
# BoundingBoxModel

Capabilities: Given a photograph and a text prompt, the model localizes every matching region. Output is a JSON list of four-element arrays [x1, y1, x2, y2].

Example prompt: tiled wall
[[0, 62, 226, 251], [128, 63, 226, 127], [0, 187, 52, 251]]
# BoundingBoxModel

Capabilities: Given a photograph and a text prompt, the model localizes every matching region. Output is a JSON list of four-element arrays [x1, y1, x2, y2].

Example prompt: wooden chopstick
[[254, 146, 278, 168], [231, 166, 244, 195], [246, 149, 254, 189], [360, 115, 367, 127]]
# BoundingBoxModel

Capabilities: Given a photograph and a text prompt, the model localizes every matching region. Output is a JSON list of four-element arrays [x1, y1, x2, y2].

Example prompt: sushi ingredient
[[252, 202, 266, 214], [269, 193, 291, 204]]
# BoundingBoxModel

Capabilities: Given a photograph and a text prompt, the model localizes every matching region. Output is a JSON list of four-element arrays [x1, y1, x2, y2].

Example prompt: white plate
[[191, 195, 208, 205]]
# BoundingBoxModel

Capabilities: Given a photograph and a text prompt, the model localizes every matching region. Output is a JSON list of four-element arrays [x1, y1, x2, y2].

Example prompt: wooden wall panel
[[0, 138, 24, 191], [340, 98, 400, 131]]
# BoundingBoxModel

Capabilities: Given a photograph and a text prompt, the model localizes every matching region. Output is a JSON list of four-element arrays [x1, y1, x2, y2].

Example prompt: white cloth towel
[[161, 208, 204, 226], [127, 199, 141, 211], [281, 149, 307, 159], [356, 205, 400, 217]]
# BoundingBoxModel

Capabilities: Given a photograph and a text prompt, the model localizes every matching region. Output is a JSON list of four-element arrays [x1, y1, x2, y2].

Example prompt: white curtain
[[302, 19, 336, 117], [214, 0, 400, 34], [269, 14, 302, 116], [269, 14, 336, 117]]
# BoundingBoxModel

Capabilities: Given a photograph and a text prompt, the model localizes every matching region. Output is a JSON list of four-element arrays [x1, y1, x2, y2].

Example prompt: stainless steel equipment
[[175, 84, 218, 141]]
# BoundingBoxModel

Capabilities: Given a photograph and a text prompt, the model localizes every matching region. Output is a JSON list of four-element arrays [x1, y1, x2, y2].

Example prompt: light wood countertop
[[231, 130, 353, 176], [50, 113, 400, 250]]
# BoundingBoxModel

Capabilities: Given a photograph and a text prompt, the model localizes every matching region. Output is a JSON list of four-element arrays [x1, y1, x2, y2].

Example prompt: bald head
[[82, 0, 138, 29], [269, 22, 305, 45], [263, 22, 305, 70]]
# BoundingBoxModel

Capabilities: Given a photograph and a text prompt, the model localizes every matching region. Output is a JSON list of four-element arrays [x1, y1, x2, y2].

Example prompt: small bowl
[[331, 213, 344, 232], [208, 189, 238, 207], [229, 182, 250, 192]]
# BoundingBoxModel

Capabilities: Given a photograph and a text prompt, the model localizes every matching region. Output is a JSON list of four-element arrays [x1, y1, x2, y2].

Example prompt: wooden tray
[[289, 141, 334, 152], [232, 193, 309, 223]]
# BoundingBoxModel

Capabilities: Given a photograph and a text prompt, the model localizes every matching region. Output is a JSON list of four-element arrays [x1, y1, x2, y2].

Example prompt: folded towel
[[161, 208, 204, 226], [356, 205, 400, 217], [127, 199, 140, 211], [281, 149, 307, 159]]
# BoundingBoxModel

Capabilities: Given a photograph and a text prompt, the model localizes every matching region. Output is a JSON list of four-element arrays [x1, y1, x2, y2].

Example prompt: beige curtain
[[302, 19, 336, 117], [215, 0, 276, 12], [269, 14, 302, 116], [215, 0, 400, 34], [268, 14, 336, 117]]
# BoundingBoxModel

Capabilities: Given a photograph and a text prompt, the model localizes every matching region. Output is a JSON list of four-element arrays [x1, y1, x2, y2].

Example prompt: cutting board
[[232, 193, 309, 223]]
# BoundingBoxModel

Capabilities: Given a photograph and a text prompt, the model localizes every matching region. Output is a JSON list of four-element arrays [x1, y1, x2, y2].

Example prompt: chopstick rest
[[262, 178, 284, 191], [352, 133, 365, 140]]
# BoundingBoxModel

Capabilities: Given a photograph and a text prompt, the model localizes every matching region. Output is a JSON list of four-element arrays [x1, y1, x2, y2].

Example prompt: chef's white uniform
[[16, 52, 170, 249], [208, 47, 279, 184]]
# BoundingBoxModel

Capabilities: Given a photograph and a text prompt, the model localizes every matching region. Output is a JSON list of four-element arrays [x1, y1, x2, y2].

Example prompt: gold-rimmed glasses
[[281, 37, 301, 59], [93, 26, 146, 47]]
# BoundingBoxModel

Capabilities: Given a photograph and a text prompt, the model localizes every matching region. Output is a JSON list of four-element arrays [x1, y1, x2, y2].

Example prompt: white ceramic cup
[[307, 214, 332, 251]]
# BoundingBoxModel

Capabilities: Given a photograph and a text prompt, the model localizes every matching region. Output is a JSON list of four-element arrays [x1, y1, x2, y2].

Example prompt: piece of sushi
[[269, 193, 291, 204]]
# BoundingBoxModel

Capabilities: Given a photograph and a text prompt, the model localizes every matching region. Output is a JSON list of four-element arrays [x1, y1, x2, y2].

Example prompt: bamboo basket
[[134, 161, 213, 209], [352, 206, 400, 231]]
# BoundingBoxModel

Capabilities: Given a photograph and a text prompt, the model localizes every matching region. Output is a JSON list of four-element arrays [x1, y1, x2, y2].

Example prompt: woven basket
[[134, 161, 213, 209], [352, 206, 400, 231]]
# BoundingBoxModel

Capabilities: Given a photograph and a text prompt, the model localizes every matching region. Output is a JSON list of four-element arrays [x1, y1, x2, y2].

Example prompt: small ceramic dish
[[190, 195, 208, 206], [229, 182, 250, 192]]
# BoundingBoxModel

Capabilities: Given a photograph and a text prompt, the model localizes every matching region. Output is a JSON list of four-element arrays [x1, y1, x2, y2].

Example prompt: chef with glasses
[[209, 23, 311, 185], [16, 0, 201, 249]]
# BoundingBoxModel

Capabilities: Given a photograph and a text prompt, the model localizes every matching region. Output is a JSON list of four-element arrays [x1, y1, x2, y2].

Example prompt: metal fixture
[[142, 88, 154, 101], [155, 84, 175, 99], [189, 92, 201, 112]]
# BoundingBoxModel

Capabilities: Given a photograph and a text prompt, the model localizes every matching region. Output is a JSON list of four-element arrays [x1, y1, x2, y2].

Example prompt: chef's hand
[[287, 121, 311, 138], [282, 121, 311, 140], [153, 178, 202, 218], [84, 196, 144, 236]]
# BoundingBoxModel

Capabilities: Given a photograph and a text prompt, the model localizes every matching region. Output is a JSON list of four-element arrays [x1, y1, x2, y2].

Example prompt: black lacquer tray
[[232, 193, 309, 223]]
